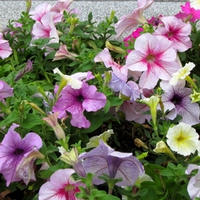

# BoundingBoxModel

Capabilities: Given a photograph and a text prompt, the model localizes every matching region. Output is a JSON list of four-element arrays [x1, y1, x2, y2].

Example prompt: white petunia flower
[[190, 0, 200, 10], [166, 122, 199, 156]]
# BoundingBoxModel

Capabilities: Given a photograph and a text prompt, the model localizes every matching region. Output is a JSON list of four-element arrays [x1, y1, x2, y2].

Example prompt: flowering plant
[[1, 0, 200, 199]]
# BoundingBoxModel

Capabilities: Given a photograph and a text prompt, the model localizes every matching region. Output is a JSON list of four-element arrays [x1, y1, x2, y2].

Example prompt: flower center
[[13, 148, 24, 156], [171, 94, 182, 105], [146, 54, 155, 62], [176, 134, 185, 142], [77, 94, 84, 102]]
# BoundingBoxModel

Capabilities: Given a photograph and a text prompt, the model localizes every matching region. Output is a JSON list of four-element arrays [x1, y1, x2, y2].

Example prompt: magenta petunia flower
[[38, 169, 84, 200], [0, 39, 12, 59], [79, 140, 144, 186], [175, 2, 200, 22], [160, 81, 200, 126], [114, 0, 154, 38], [153, 16, 192, 52], [0, 123, 42, 186], [125, 33, 180, 89], [53, 82, 107, 128], [0, 80, 13, 101]]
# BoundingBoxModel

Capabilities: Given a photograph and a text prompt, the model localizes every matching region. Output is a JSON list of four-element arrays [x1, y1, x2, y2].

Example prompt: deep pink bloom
[[32, 12, 59, 43], [160, 81, 200, 126], [0, 123, 42, 186], [53, 82, 106, 128], [0, 39, 12, 59], [39, 169, 84, 200], [175, 2, 200, 22], [114, 0, 154, 38], [0, 80, 13, 101], [153, 16, 192, 52], [185, 164, 200, 200], [79, 140, 144, 186], [94, 48, 128, 81], [125, 33, 180, 89]]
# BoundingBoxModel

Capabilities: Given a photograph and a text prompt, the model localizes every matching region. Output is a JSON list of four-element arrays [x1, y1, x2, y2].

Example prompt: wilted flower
[[38, 169, 84, 200], [166, 122, 199, 156], [79, 140, 144, 186], [0, 123, 43, 186]]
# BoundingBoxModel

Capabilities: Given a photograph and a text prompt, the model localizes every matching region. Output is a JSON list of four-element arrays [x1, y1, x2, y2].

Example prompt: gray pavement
[[0, 1, 186, 30]]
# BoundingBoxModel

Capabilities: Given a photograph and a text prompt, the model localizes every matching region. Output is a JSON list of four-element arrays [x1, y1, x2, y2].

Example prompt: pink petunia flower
[[0, 123, 42, 186], [38, 168, 84, 200], [153, 16, 192, 52], [0, 80, 13, 101], [32, 12, 59, 43], [160, 80, 200, 126], [114, 0, 154, 38], [125, 33, 180, 89], [0, 39, 12, 59], [175, 2, 200, 22], [79, 140, 144, 186], [53, 82, 106, 128]]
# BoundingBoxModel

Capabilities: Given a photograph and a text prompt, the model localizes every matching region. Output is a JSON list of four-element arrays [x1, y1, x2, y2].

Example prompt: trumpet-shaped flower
[[186, 164, 200, 200], [153, 16, 192, 52], [38, 169, 84, 200], [0, 123, 42, 186], [166, 122, 199, 156], [160, 80, 200, 125], [170, 62, 195, 85], [114, 0, 154, 38], [51, 0, 73, 14], [32, 12, 59, 43], [126, 33, 180, 89], [53, 82, 106, 128], [0, 80, 13, 101], [79, 140, 144, 186], [190, 0, 200, 9]]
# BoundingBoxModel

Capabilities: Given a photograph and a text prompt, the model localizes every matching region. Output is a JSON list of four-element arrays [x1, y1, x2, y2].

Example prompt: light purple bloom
[[53, 82, 106, 128], [79, 140, 144, 186], [0, 123, 42, 186], [0, 39, 12, 59], [0, 80, 13, 101], [160, 81, 200, 125], [186, 164, 200, 200]]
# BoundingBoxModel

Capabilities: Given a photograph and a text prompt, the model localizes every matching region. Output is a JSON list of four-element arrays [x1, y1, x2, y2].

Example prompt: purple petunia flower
[[160, 81, 200, 125], [53, 82, 106, 128], [0, 123, 43, 186], [79, 140, 144, 186]]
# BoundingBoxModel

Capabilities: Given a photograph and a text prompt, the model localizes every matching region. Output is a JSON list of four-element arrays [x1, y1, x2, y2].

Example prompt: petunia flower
[[160, 80, 200, 125], [0, 123, 43, 186], [190, 0, 200, 10], [114, 0, 154, 38], [79, 140, 144, 186], [126, 33, 180, 89], [31, 12, 59, 44], [38, 168, 84, 200], [51, 0, 73, 14], [53, 82, 106, 128], [185, 164, 200, 200], [0, 39, 12, 59], [166, 122, 199, 156], [0, 80, 13, 102], [175, 2, 200, 22], [153, 16, 192, 52]]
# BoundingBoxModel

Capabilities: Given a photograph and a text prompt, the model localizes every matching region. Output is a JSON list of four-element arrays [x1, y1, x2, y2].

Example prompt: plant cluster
[[1, 0, 200, 199]]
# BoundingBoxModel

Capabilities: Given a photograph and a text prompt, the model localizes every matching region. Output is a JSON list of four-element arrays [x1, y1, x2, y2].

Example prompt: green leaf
[[21, 113, 42, 129], [0, 110, 20, 128]]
